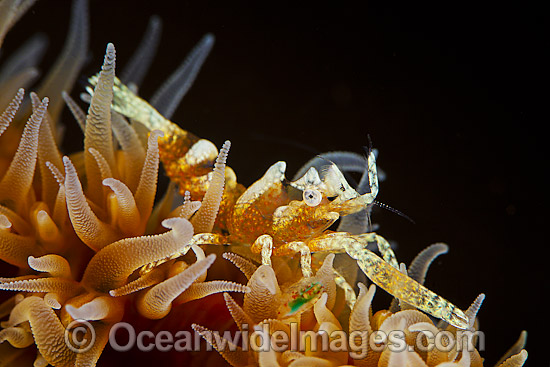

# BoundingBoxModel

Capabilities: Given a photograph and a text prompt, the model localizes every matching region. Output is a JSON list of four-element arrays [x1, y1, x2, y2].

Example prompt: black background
[[1, 0, 544, 366]]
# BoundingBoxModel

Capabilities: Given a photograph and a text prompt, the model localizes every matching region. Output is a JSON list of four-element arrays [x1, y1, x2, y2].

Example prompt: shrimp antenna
[[364, 134, 374, 157], [373, 200, 415, 224]]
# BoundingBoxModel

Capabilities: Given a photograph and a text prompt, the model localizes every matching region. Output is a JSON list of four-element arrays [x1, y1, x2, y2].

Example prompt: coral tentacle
[[6, 296, 76, 366], [0, 325, 33, 348], [134, 129, 163, 224], [66, 296, 123, 322], [0, 96, 48, 212], [191, 140, 230, 233], [84, 42, 117, 204], [222, 252, 257, 280], [191, 323, 249, 367], [62, 90, 87, 132], [223, 292, 255, 332], [243, 265, 281, 323], [35, 0, 88, 123], [407, 242, 449, 285], [0, 277, 80, 295], [174, 280, 250, 304], [102, 178, 140, 236], [0, 0, 37, 49], [62, 155, 120, 251], [0, 87, 24, 136], [82, 217, 193, 292], [28, 254, 71, 278], [137, 253, 216, 319], [108, 267, 165, 297], [0, 230, 40, 268], [110, 111, 145, 191], [88, 147, 113, 181]]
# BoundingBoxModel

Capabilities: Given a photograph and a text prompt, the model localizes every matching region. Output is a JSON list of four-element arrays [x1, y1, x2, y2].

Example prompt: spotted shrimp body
[[87, 74, 469, 330]]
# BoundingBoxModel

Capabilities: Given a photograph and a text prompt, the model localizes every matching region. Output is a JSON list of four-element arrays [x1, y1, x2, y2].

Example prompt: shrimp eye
[[303, 189, 322, 207]]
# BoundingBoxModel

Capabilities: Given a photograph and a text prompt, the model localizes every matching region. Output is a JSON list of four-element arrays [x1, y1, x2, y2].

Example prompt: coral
[[0, 1, 247, 365], [195, 248, 527, 367], [0, 0, 528, 366]]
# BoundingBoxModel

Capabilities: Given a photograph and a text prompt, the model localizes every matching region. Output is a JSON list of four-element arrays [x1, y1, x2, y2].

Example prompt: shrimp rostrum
[[87, 74, 469, 330]]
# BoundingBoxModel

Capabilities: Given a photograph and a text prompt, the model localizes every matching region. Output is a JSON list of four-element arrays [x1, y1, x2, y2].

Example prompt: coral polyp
[[0, 0, 529, 366], [194, 247, 528, 367], [0, 1, 248, 365]]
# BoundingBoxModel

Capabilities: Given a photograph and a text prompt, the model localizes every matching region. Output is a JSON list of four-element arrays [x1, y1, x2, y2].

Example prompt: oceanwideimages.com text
[[65, 319, 485, 358]]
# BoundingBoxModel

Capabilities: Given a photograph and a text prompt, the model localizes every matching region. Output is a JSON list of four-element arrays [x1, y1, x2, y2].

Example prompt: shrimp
[[87, 74, 469, 330]]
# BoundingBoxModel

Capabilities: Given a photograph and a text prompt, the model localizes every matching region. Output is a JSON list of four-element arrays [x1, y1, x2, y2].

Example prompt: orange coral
[[0, 2, 248, 365], [0, 1, 530, 366]]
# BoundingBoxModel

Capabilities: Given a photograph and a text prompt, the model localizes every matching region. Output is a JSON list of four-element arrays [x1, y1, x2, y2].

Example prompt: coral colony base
[[0, 0, 527, 366]]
